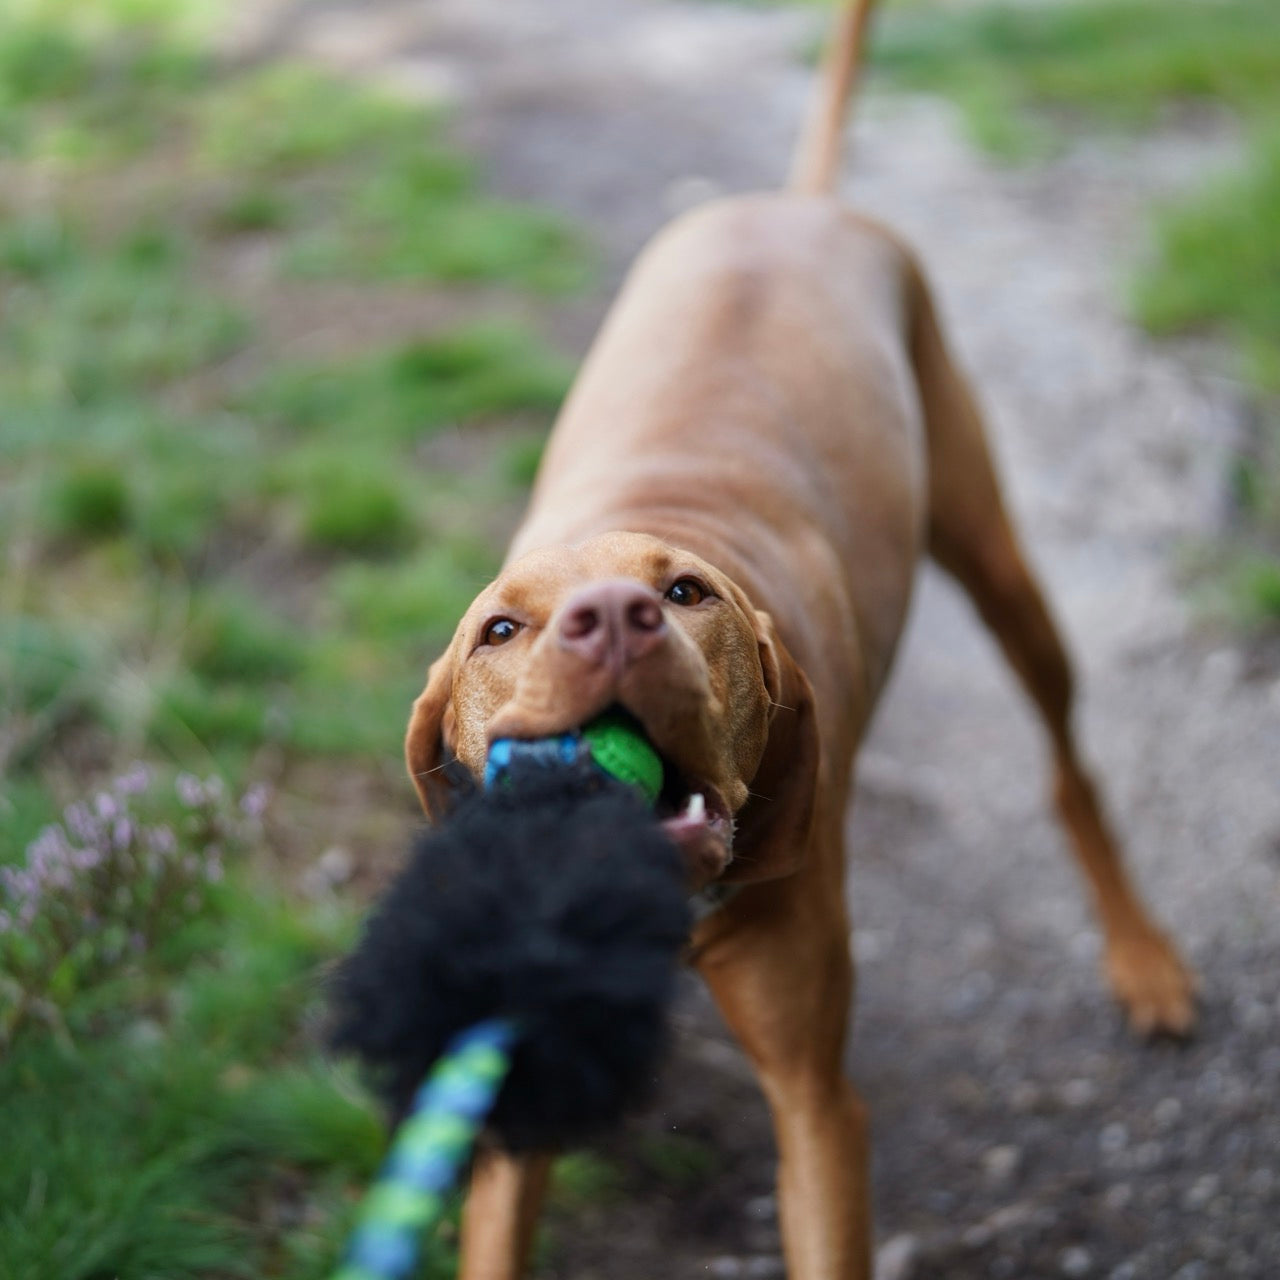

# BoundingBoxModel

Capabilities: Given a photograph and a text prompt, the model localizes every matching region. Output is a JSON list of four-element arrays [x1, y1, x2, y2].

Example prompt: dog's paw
[[1103, 927, 1198, 1038]]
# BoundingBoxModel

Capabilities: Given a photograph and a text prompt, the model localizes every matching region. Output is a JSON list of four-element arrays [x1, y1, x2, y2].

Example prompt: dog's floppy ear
[[725, 612, 821, 884], [405, 651, 461, 820]]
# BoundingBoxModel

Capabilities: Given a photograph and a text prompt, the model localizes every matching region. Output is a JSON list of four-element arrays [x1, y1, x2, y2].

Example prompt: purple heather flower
[[46, 866, 72, 891], [1, 867, 35, 901], [240, 784, 270, 819], [146, 825, 176, 855], [112, 818, 134, 850], [115, 764, 150, 795], [176, 773, 204, 807], [65, 803, 96, 843], [29, 825, 71, 864], [28, 846, 56, 882], [94, 792, 119, 821]]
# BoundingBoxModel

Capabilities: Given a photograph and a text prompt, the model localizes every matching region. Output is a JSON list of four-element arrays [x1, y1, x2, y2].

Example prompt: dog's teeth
[[686, 793, 706, 821]]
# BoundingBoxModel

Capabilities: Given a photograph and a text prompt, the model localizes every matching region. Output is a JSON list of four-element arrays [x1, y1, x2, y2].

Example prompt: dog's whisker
[[416, 762, 454, 779]]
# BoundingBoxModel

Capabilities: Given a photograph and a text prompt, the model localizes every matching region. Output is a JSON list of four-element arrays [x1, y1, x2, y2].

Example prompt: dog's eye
[[482, 618, 521, 646], [665, 578, 707, 607]]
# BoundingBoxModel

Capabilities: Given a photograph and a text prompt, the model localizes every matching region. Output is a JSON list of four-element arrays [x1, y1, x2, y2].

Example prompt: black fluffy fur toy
[[329, 756, 691, 1152]]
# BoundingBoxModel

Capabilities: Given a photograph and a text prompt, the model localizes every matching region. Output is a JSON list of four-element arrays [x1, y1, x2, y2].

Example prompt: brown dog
[[404, 4, 1197, 1276]]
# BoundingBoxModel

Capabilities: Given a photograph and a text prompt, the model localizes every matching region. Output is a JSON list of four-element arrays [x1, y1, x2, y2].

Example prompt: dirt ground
[[237, 2, 1280, 1276]]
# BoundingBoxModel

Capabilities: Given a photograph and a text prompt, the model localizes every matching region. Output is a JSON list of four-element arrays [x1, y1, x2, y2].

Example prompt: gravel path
[[242, 3, 1280, 1276]]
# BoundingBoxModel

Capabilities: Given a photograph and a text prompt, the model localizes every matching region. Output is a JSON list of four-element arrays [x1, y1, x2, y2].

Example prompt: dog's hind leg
[[905, 260, 1197, 1037], [458, 1148, 553, 1280]]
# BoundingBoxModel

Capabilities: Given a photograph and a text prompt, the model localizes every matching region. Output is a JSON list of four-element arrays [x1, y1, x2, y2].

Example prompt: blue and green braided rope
[[330, 1018, 518, 1280]]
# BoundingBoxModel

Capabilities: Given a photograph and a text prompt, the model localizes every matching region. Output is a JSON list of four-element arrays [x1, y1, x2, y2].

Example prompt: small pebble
[[1183, 1174, 1219, 1210], [1134, 1141, 1165, 1170], [707, 1257, 741, 1278], [1060, 1245, 1093, 1276], [1062, 1078, 1099, 1108], [874, 1234, 918, 1280], [981, 1145, 1021, 1182], [1099, 1122, 1128, 1154]]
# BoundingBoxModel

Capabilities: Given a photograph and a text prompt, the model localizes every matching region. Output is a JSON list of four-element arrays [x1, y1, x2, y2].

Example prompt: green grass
[[634, 1132, 722, 1189], [874, 0, 1280, 155], [2, 217, 250, 409], [202, 61, 591, 292], [251, 325, 572, 444], [1134, 126, 1280, 394], [211, 186, 292, 234], [198, 63, 424, 173], [0, 879, 381, 1280], [0, 614, 111, 775], [548, 1152, 626, 1209], [1234, 556, 1280, 621], [872, 0, 1280, 612], [0, 0, 212, 163], [328, 541, 499, 645], [0, 777, 62, 866], [299, 469, 416, 556], [869, 0, 1280, 372], [0, 1, 586, 1270], [184, 591, 309, 684], [0, 37, 573, 770], [43, 461, 132, 542]]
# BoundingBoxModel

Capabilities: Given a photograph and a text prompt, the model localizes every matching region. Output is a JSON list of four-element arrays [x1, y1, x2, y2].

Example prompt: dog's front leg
[[696, 837, 871, 1280], [459, 1146, 553, 1280]]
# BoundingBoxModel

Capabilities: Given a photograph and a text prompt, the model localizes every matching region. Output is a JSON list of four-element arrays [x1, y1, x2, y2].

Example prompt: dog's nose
[[557, 578, 666, 669]]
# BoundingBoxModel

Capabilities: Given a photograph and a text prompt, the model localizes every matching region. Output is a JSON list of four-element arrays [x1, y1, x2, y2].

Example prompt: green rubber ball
[[581, 711, 663, 805]]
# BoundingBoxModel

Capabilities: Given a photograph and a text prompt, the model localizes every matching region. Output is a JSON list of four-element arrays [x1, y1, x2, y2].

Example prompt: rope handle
[[330, 1018, 519, 1280]]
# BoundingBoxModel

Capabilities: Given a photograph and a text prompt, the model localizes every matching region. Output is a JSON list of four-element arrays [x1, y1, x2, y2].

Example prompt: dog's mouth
[[609, 721, 733, 889], [656, 766, 734, 887], [487, 692, 737, 888]]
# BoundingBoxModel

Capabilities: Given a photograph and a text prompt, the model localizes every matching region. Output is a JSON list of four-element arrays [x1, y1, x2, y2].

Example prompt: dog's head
[[406, 531, 818, 888]]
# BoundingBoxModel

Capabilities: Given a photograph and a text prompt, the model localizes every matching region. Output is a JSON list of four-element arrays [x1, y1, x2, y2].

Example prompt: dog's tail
[[788, 0, 880, 195]]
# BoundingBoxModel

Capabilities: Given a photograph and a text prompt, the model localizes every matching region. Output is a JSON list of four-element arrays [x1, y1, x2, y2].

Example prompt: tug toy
[[328, 713, 687, 1280], [485, 708, 665, 806]]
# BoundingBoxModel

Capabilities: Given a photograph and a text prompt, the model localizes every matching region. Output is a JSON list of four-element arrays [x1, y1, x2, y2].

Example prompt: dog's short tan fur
[[405, 5, 1197, 1275]]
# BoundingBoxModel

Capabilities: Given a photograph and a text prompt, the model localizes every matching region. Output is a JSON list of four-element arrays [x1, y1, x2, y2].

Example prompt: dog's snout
[[557, 579, 666, 668]]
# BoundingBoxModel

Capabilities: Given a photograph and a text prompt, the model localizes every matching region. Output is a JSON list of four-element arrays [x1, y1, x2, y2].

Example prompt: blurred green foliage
[[0, 1, 580, 778], [875, 0, 1280, 150], [0, 872, 387, 1280], [872, 0, 1280, 619], [200, 61, 590, 292], [0, 0, 587, 1273], [250, 326, 571, 445], [1135, 126, 1280, 396]]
